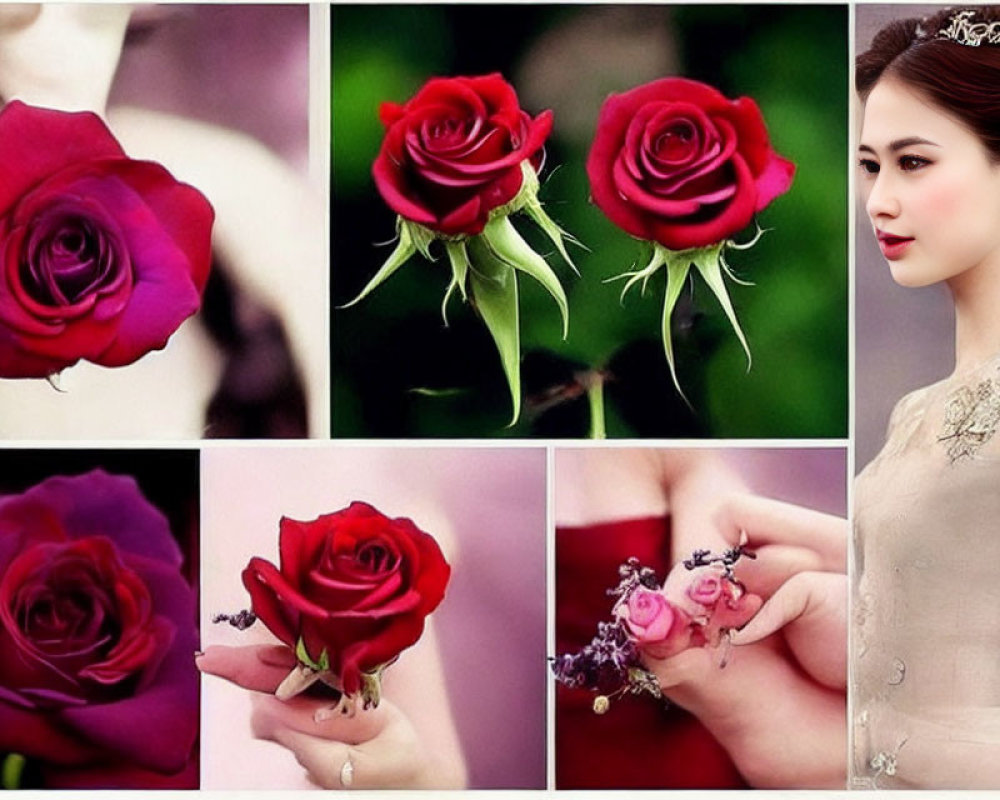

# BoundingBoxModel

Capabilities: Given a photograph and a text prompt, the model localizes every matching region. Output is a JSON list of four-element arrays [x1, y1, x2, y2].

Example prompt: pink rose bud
[[687, 573, 723, 607], [622, 588, 675, 643]]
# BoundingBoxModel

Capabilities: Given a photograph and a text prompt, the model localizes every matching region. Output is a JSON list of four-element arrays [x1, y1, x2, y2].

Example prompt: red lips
[[876, 229, 914, 260]]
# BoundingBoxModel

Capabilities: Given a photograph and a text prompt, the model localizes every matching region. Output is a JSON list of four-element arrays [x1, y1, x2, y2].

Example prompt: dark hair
[[856, 6, 1000, 161]]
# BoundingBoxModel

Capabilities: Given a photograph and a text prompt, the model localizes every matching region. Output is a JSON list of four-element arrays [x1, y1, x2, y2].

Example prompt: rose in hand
[[242, 501, 451, 700], [0, 101, 213, 378], [0, 470, 199, 788], [588, 77, 794, 251]]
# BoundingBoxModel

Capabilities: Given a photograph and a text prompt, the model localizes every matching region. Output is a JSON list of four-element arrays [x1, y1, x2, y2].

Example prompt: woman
[[555, 448, 847, 788], [854, 5, 1000, 788]]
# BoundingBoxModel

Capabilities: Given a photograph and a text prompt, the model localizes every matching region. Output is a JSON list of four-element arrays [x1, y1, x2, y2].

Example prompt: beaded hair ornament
[[917, 8, 1000, 46]]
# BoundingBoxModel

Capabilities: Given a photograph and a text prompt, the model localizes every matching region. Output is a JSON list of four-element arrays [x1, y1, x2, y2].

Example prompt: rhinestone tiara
[[930, 9, 1000, 46]]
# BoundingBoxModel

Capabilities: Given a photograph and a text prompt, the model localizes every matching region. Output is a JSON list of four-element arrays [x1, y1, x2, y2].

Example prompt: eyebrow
[[858, 137, 941, 154]]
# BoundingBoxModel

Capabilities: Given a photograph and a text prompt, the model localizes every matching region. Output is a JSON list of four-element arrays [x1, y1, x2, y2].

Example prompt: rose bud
[[616, 587, 693, 660]]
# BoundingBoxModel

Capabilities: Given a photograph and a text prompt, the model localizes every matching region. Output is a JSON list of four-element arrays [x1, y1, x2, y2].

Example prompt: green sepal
[[442, 240, 471, 325], [690, 243, 752, 371], [295, 637, 327, 672], [467, 235, 521, 424], [517, 162, 583, 274], [610, 236, 758, 401], [341, 218, 438, 308], [2, 753, 26, 791], [481, 215, 568, 339]]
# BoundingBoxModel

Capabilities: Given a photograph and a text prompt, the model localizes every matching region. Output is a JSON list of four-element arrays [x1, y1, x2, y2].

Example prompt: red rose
[[242, 501, 451, 695], [373, 73, 552, 236], [587, 77, 794, 250], [0, 100, 213, 378], [0, 470, 199, 788]]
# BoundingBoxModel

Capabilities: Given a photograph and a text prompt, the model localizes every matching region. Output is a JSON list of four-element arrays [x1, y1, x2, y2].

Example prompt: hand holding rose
[[197, 643, 466, 789], [638, 491, 847, 788]]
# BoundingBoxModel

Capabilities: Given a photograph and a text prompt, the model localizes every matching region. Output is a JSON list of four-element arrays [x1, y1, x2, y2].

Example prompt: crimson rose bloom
[[587, 77, 795, 250], [243, 501, 451, 695], [0, 101, 213, 378], [0, 470, 198, 788], [373, 73, 552, 236]]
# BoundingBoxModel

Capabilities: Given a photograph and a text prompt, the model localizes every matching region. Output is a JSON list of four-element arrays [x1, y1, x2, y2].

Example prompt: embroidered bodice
[[853, 356, 1000, 788]]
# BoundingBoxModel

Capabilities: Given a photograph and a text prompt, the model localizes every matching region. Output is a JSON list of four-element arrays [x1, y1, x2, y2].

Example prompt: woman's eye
[[898, 155, 930, 171], [858, 158, 879, 175]]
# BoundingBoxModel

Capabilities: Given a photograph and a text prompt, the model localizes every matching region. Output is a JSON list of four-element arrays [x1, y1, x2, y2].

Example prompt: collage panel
[[199, 444, 546, 790], [0, 4, 326, 439], [0, 448, 200, 789], [332, 4, 847, 439], [552, 446, 847, 789], [853, 4, 1000, 789]]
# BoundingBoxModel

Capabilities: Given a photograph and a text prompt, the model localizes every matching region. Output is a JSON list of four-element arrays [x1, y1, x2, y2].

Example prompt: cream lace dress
[[853, 355, 1000, 788]]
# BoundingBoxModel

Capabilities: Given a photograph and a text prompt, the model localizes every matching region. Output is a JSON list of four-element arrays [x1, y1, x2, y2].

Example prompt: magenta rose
[[587, 77, 795, 250], [243, 501, 451, 695], [0, 470, 198, 788], [373, 73, 552, 236], [0, 100, 213, 378]]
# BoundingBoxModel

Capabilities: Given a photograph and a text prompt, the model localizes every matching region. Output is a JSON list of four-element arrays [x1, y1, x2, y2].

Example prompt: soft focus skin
[[556, 449, 847, 789], [197, 627, 467, 789], [860, 77, 1000, 375]]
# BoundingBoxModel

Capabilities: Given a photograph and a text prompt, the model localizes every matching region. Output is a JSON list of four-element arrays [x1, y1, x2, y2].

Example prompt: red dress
[[556, 516, 747, 789]]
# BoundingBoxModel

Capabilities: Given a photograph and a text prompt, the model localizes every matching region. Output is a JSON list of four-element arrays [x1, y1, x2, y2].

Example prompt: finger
[[250, 691, 394, 745], [731, 575, 816, 645], [735, 543, 827, 597], [715, 493, 847, 571], [641, 645, 715, 690], [266, 714, 422, 789], [732, 571, 846, 690], [196, 644, 295, 693]]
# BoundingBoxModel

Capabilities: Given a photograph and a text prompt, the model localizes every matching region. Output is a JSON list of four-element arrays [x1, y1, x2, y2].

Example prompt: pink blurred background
[[200, 446, 546, 789], [111, 4, 310, 171]]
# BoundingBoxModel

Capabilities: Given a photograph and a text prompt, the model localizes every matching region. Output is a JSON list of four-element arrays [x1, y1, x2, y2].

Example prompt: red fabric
[[556, 516, 747, 789]]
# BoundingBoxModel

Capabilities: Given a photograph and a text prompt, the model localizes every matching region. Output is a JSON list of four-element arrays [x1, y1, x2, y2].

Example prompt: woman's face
[[858, 77, 1000, 288]]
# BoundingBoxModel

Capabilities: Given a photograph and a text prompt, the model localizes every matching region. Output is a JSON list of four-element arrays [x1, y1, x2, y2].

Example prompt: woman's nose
[[865, 174, 900, 221]]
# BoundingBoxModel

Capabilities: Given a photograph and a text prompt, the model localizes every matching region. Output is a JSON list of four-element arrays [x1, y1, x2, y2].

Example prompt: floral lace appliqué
[[939, 374, 1000, 462]]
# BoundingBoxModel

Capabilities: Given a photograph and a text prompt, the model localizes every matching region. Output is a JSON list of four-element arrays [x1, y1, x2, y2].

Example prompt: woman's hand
[[650, 482, 848, 788], [197, 644, 466, 789]]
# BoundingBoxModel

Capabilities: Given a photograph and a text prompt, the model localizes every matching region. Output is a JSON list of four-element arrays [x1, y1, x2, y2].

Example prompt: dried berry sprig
[[551, 544, 757, 715]]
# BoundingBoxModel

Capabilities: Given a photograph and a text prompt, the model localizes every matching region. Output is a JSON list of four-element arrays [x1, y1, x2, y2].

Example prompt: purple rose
[[0, 470, 198, 788]]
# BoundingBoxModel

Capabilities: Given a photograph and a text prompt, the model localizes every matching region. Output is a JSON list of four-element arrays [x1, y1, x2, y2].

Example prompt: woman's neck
[[949, 252, 1000, 374]]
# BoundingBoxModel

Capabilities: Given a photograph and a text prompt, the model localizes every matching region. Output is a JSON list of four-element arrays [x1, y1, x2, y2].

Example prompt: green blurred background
[[332, 5, 847, 438]]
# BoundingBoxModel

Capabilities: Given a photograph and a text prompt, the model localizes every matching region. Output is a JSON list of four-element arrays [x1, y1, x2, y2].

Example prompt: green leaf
[[692, 244, 752, 371], [481, 216, 569, 339], [318, 648, 331, 672], [2, 753, 26, 790], [340, 220, 418, 308], [467, 235, 521, 424]]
